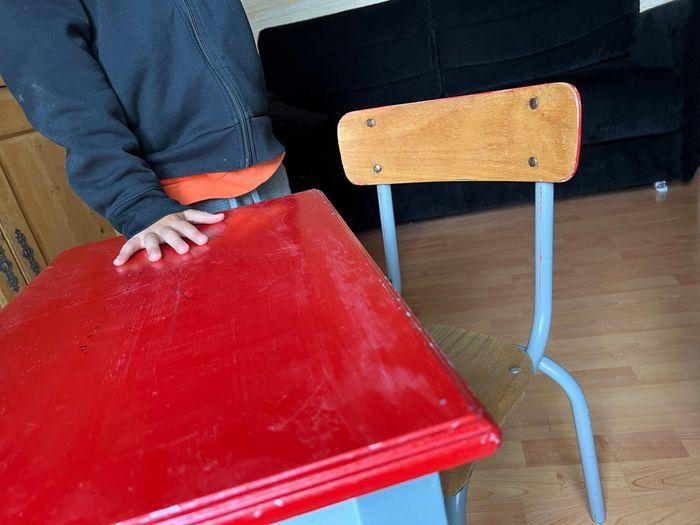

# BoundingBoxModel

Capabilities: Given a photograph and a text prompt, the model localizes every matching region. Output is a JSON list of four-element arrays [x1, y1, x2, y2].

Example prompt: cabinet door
[[0, 86, 31, 138], [0, 233, 24, 308], [0, 163, 46, 284], [0, 229, 26, 307], [0, 81, 38, 307], [0, 185, 30, 308], [0, 88, 116, 263]]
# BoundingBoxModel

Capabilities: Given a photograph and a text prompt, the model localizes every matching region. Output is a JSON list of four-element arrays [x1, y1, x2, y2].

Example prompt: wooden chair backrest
[[337, 83, 581, 185]]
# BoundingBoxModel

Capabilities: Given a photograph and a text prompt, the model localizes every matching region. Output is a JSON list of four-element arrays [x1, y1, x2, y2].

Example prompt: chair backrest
[[338, 82, 581, 185], [336, 83, 582, 370]]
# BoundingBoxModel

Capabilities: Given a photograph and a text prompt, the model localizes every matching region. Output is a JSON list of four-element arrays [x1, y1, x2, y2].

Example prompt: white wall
[[640, 0, 676, 10]]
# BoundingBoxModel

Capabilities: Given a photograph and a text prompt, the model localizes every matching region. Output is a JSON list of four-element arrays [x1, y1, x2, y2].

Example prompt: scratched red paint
[[0, 191, 499, 524]]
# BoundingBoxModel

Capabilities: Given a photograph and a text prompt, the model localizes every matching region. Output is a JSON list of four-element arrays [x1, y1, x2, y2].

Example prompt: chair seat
[[426, 324, 534, 496]]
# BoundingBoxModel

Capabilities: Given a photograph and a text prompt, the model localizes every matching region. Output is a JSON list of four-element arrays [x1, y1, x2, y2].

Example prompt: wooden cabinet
[[0, 225, 28, 308], [0, 78, 116, 306]]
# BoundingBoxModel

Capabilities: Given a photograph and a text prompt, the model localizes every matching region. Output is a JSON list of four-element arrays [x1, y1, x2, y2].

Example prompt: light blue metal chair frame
[[375, 182, 605, 524], [376, 185, 402, 294]]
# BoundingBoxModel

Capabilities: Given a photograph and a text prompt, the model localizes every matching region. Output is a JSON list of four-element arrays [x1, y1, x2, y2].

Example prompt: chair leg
[[538, 356, 606, 524], [444, 483, 468, 525], [376, 184, 402, 294]]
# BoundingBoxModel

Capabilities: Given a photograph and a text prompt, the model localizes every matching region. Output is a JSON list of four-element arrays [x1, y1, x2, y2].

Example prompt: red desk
[[0, 191, 499, 524]]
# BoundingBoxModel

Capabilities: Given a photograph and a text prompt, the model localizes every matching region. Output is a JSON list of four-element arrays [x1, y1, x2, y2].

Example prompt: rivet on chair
[[529, 97, 539, 110], [373, 164, 383, 173], [528, 156, 538, 168], [509, 366, 522, 375], [366, 118, 377, 128]]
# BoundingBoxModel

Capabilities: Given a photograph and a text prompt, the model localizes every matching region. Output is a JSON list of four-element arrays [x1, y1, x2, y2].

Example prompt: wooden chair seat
[[426, 324, 534, 496]]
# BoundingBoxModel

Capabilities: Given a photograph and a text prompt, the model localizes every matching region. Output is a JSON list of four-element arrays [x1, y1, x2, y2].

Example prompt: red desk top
[[0, 191, 499, 524]]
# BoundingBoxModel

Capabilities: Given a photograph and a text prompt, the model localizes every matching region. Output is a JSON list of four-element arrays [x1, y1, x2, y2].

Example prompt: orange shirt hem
[[161, 152, 285, 205]]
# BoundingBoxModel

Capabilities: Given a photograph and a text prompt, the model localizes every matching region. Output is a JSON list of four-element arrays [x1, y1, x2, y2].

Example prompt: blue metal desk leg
[[280, 473, 448, 525], [444, 484, 468, 525]]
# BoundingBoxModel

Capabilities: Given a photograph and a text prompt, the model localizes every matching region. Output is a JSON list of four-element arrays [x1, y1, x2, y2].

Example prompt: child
[[0, 1, 289, 265]]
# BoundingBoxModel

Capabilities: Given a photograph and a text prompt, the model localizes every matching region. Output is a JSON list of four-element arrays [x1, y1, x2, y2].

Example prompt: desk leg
[[279, 473, 448, 525], [444, 484, 468, 525]]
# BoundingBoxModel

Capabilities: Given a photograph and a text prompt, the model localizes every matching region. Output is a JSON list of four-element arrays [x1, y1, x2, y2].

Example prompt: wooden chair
[[337, 83, 605, 524]]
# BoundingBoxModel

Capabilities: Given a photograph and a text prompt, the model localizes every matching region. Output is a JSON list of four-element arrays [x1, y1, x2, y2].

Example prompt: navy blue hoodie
[[0, 1, 284, 238]]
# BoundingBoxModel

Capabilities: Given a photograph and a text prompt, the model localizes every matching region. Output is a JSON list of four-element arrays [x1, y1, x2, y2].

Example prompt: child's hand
[[113, 209, 225, 266]]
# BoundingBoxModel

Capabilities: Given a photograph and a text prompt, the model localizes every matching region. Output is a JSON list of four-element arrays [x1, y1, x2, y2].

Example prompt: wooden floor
[[357, 173, 700, 525]]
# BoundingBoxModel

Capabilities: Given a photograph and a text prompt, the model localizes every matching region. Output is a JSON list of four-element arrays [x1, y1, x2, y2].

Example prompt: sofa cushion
[[259, 0, 442, 116], [563, 64, 684, 145], [434, 0, 640, 97]]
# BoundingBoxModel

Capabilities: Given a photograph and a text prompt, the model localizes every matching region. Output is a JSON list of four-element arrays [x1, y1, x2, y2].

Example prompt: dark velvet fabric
[[260, 0, 698, 231], [621, 0, 699, 180], [259, 0, 441, 116], [680, 0, 700, 179], [562, 65, 684, 145], [630, 0, 694, 69], [434, 0, 640, 96]]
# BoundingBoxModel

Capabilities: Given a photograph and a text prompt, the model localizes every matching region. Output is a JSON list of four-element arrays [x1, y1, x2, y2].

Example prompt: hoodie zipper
[[180, 0, 254, 166]]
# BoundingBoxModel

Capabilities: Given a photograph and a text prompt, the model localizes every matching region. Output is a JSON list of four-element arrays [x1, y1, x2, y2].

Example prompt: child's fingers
[[172, 220, 208, 246], [113, 239, 140, 266], [143, 233, 162, 262], [159, 227, 189, 255], [183, 209, 225, 225], [112, 210, 221, 266]]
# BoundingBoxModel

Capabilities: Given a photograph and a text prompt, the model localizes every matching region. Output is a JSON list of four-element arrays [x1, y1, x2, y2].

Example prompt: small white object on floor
[[654, 180, 669, 193]]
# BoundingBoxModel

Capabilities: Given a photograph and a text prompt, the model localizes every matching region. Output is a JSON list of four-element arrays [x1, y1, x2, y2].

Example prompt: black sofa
[[259, 0, 699, 230]]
